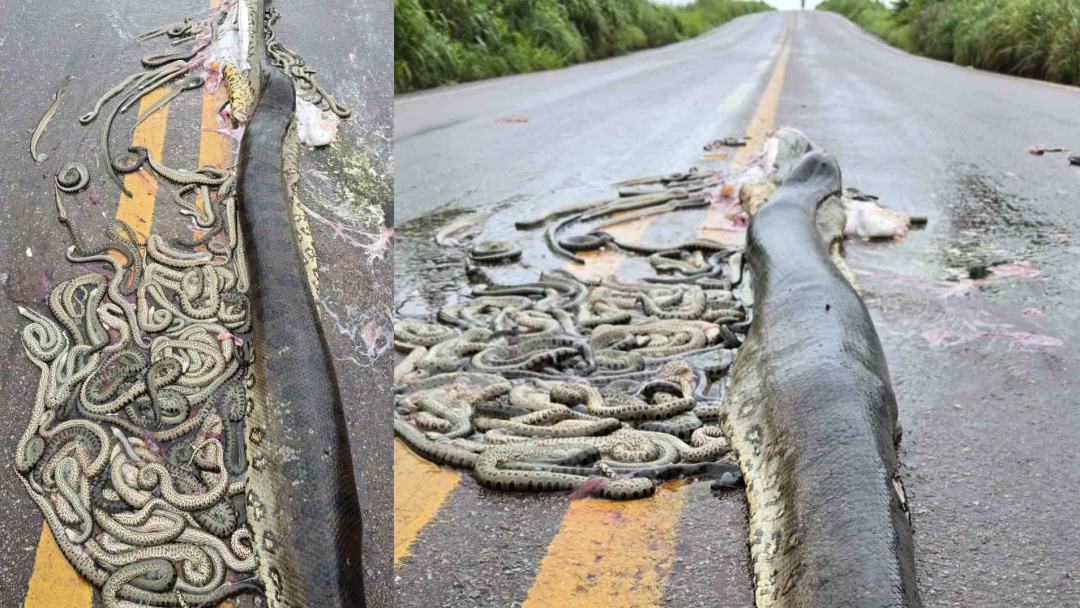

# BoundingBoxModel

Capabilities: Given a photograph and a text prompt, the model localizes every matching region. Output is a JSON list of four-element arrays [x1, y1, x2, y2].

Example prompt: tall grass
[[817, 0, 1080, 87], [395, 0, 772, 92]]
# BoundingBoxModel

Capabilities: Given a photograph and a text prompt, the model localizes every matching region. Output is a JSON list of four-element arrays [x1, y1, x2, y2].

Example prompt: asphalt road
[[0, 1, 393, 607], [395, 9, 1080, 608]]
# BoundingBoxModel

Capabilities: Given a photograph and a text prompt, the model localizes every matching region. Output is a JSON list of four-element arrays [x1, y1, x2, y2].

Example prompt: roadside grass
[[395, 0, 772, 93], [817, 0, 1080, 87]]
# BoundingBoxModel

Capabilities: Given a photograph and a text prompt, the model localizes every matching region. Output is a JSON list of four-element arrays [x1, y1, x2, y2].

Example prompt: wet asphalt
[[0, 1, 393, 607], [395, 9, 1080, 608]]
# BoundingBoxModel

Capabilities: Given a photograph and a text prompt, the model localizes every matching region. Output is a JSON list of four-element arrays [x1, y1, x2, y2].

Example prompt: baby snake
[[396, 235, 749, 498], [31, 75, 72, 162]]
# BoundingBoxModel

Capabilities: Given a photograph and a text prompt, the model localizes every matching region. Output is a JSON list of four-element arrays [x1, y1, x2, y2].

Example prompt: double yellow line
[[22, 3, 234, 603], [394, 14, 795, 607]]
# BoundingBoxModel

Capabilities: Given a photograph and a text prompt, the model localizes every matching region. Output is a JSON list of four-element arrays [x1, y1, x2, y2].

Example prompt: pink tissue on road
[[988, 260, 1039, 279]]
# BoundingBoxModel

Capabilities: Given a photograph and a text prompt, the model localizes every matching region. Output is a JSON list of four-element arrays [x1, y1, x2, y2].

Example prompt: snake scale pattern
[[396, 175, 752, 499], [13, 1, 362, 606]]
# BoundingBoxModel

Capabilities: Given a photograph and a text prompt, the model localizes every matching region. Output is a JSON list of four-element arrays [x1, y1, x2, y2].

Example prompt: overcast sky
[[651, 0, 826, 9]]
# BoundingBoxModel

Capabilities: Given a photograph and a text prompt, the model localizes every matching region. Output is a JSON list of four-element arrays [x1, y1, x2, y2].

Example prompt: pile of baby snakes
[[396, 235, 749, 499], [16, 215, 257, 607], [506, 170, 721, 266], [77, 10, 231, 197], [12, 8, 276, 608]]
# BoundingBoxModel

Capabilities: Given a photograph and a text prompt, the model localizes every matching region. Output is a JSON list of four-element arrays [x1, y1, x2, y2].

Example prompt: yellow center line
[[393, 440, 463, 565], [734, 18, 792, 168]]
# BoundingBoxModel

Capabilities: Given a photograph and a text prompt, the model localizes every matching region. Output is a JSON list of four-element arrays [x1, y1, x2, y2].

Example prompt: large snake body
[[239, 67, 367, 608], [721, 152, 921, 607]]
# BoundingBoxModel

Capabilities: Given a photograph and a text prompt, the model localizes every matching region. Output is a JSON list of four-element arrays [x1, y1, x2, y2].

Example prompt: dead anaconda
[[723, 152, 921, 607], [239, 67, 367, 607]]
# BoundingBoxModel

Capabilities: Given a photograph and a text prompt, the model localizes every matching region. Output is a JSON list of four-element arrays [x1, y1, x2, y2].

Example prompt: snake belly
[[238, 67, 367, 607], [722, 152, 921, 607]]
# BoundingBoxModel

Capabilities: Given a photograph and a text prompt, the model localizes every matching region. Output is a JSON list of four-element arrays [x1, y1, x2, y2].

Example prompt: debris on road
[[1070, 155, 1080, 166], [703, 136, 747, 150], [1027, 144, 1068, 155], [597, 196, 709, 230], [952, 259, 1041, 282], [952, 259, 1040, 282], [846, 187, 878, 201], [29, 76, 71, 162], [300, 202, 393, 263], [617, 184, 668, 197], [468, 240, 522, 263], [843, 198, 913, 239], [395, 262, 747, 501], [296, 96, 342, 146], [610, 170, 705, 188], [967, 265, 991, 280], [496, 114, 529, 123]]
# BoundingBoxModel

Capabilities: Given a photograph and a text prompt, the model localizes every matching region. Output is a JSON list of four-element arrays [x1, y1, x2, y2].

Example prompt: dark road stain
[[939, 165, 1056, 273]]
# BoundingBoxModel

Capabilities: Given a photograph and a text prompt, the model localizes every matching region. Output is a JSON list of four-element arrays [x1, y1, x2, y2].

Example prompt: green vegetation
[[817, 0, 1080, 86], [395, 0, 773, 93]]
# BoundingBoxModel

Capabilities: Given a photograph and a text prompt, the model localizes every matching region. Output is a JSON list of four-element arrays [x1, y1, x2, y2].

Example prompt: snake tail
[[722, 152, 921, 607], [239, 67, 367, 607]]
